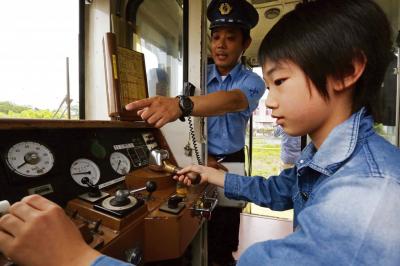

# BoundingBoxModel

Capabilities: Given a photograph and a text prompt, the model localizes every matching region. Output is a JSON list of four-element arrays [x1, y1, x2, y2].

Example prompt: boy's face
[[211, 27, 250, 76], [263, 60, 336, 145]]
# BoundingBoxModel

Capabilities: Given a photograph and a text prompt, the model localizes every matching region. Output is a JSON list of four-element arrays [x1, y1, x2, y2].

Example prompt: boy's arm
[[238, 176, 400, 265], [175, 165, 226, 187], [224, 167, 297, 210], [177, 166, 296, 211]]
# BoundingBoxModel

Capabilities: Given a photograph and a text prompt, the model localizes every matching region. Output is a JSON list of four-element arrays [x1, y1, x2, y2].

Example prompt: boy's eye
[[274, 78, 286, 86]]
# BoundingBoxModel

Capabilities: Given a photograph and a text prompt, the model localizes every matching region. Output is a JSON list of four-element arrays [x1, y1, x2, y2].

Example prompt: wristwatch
[[176, 95, 194, 121]]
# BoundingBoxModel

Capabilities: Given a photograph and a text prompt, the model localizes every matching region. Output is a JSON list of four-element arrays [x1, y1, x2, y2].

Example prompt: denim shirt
[[225, 108, 400, 265], [207, 63, 265, 155], [91, 255, 132, 266]]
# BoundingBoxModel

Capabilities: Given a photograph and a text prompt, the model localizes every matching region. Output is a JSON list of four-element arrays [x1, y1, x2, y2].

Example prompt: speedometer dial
[[110, 152, 131, 175], [6, 141, 55, 177], [70, 158, 101, 187]]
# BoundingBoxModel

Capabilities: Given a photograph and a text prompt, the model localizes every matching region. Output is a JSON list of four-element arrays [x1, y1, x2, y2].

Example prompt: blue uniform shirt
[[224, 107, 400, 265], [207, 63, 265, 155]]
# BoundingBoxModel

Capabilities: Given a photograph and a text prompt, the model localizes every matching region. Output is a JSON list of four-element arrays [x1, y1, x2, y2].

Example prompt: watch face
[[183, 99, 192, 108], [179, 96, 193, 115]]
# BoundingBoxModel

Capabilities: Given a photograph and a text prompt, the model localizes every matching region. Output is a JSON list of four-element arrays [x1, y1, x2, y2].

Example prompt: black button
[[301, 192, 309, 201]]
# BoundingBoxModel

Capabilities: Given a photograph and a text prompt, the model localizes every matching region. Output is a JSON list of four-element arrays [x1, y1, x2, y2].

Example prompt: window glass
[[374, 0, 399, 146], [245, 67, 294, 220], [135, 0, 183, 97], [0, 0, 80, 119], [375, 50, 398, 145]]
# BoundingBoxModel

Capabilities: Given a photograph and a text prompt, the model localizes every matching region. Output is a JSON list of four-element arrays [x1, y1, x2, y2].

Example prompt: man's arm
[[191, 89, 248, 116], [125, 89, 247, 128]]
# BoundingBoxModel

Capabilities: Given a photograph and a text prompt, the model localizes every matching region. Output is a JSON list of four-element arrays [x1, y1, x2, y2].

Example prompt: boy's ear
[[332, 53, 367, 92]]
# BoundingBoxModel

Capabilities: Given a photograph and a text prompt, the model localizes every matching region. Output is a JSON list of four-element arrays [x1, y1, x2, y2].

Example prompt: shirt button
[[301, 192, 309, 201], [299, 160, 304, 164]]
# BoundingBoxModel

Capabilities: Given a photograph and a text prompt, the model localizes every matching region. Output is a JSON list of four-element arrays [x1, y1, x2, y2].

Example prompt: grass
[[244, 136, 294, 220], [247, 137, 281, 177]]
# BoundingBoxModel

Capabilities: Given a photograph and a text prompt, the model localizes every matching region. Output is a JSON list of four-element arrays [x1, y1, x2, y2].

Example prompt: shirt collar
[[207, 63, 243, 85], [298, 107, 373, 175]]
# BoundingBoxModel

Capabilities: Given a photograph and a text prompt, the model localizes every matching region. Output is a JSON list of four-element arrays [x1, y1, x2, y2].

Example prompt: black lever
[[81, 177, 102, 198]]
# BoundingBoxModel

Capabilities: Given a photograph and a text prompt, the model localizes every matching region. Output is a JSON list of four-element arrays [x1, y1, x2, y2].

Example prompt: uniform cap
[[207, 0, 259, 30]]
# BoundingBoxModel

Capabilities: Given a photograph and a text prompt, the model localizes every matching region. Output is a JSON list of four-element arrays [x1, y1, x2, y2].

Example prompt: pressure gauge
[[6, 141, 55, 177], [110, 152, 131, 175], [70, 158, 101, 187]]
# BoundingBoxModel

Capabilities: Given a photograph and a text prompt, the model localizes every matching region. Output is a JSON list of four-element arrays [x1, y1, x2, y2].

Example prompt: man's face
[[211, 27, 249, 75]]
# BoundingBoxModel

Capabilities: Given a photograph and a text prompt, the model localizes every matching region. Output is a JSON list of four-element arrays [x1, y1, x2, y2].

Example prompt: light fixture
[[264, 7, 281, 19]]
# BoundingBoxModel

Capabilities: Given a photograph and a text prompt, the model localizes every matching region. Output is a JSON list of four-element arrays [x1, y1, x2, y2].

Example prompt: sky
[[0, 1, 79, 110]]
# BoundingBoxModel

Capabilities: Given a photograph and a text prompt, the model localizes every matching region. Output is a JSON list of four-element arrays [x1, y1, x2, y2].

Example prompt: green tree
[[0, 101, 79, 119]]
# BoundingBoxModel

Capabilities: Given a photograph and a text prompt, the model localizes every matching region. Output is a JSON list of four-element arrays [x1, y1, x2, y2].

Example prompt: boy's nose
[[265, 92, 278, 109]]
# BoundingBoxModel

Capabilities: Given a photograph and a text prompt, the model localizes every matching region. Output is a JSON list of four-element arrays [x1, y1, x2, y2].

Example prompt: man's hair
[[258, 0, 392, 118], [241, 29, 251, 45]]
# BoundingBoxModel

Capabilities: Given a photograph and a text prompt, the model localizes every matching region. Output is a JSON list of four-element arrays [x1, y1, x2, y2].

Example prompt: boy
[[176, 0, 400, 265], [0, 1, 398, 266]]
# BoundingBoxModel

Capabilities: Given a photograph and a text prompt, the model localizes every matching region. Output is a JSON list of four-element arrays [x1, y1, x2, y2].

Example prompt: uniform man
[[126, 1, 265, 265]]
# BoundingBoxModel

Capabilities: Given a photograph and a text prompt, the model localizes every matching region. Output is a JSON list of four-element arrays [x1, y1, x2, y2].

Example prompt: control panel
[[0, 123, 159, 206], [0, 119, 217, 265]]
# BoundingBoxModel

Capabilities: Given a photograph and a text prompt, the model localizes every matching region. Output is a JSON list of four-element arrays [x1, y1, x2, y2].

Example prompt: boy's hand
[[0, 195, 101, 266], [174, 165, 226, 187], [125, 96, 182, 128]]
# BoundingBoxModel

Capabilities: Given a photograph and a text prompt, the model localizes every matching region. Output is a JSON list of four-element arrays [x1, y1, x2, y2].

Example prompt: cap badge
[[219, 3, 232, 15]]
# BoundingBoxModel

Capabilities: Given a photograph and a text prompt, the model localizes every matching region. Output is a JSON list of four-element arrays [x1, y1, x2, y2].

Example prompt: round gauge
[[110, 152, 131, 175], [6, 141, 55, 177], [70, 158, 101, 187]]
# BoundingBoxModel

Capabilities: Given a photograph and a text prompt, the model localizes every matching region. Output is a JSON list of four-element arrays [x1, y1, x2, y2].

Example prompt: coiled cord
[[188, 116, 202, 165]]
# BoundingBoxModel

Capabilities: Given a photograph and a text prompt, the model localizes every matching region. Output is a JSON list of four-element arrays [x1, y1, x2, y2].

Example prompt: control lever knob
[[110, 190, 131, 207], [81, 177, 102, 198], [145, 181, 157, 193]]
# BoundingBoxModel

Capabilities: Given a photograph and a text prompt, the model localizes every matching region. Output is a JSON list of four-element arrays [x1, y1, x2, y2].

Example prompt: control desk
[[0, 119, 217, 265]]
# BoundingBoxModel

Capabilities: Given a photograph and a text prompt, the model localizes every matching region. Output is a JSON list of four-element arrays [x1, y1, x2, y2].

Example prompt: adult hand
[[125, 96, 182, 128], [174, 165, 226, 187], [0, 195, 101, 266]]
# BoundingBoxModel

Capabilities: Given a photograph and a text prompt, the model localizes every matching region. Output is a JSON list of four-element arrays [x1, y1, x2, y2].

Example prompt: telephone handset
[[183, 82, 202, 165]]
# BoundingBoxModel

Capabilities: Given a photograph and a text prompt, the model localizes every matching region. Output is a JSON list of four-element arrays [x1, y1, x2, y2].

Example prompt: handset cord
[[188, 116, 202, 165]]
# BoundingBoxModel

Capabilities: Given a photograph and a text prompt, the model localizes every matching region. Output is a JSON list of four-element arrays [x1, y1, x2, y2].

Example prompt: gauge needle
[[116, 160, 121, 171], [73, 171, 91, 175], [17, 161, 27, 169]]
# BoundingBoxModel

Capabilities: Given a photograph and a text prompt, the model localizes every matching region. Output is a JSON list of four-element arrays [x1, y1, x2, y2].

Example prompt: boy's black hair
[[258, 0, 392, 118]]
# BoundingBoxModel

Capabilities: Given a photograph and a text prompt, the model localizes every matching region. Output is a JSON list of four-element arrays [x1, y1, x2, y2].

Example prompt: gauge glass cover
[[70, 158, 101, 187], [6, 141, 55, 177], [110, 152, 131, 175]]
